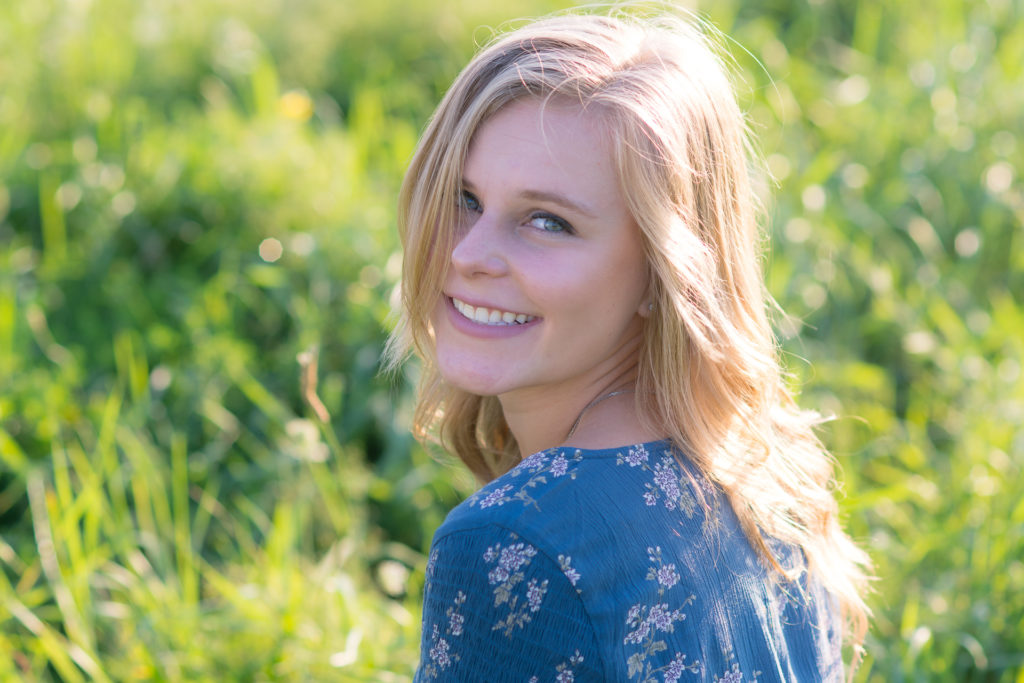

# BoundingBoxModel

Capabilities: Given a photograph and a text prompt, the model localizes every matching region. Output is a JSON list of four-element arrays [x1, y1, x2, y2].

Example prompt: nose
[[450, 212, 508, 277]]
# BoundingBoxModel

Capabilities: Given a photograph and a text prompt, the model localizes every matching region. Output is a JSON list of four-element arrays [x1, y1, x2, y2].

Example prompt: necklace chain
[[566, 389, 635, 439]]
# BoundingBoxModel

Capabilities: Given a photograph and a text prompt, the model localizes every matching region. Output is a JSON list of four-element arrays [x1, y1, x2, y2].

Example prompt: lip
[[443, 296, 540, 339]]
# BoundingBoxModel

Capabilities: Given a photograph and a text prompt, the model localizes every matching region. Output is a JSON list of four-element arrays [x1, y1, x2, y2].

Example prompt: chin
[[436, 357, 506, 397]]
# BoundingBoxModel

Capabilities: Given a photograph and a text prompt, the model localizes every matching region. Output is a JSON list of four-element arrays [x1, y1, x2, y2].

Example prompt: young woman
[[388, 10, 871, 681]]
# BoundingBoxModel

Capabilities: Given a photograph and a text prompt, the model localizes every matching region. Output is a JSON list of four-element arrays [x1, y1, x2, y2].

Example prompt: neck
[[498, 335, 658, 457]]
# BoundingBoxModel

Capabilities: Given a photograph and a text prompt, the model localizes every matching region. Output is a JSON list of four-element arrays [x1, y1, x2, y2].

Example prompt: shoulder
[[435, 445, 589, 539], [428, 445, 600, 604], [418, 520, 603, 681], [436, 440, 704, 543], [424, 441, 714, 676], [422, 440, 844, 680], [432, 440, 720, 588]]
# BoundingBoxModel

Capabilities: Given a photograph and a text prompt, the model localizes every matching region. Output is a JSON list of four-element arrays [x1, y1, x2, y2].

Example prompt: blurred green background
[[1, 0, 1021, 680]]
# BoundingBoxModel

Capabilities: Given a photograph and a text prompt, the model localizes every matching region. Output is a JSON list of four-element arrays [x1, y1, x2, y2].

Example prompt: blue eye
[[459, 190, 481, 212], [528, 212, 573, 234]]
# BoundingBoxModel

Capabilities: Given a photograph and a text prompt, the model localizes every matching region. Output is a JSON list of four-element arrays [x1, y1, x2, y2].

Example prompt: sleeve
[[414, 524, 603, 682]]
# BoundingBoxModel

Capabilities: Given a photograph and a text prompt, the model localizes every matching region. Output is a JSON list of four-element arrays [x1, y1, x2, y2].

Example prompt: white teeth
[[452, 298, 536, 326]]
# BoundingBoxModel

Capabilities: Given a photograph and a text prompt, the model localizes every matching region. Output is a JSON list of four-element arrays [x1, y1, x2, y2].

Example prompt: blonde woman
[[389, 9, 871, 681]]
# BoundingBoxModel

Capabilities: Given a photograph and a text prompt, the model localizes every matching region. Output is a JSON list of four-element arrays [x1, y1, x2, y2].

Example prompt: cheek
[[599, 240, 649, 310], [615, 238, 650, 310], [429, 292, 446, 326], [538, 256, 644, 327]]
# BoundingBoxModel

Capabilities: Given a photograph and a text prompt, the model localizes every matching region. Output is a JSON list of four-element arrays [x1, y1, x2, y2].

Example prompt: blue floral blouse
[[414, 440, 843, 682]]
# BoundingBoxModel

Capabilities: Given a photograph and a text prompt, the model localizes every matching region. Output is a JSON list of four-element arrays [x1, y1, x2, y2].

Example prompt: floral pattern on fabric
[[713, 663, 760, 682], [527, 650, 586, 683], [469, 449, 584, 511], [416, 440, 844, 681], [623, 546, 700, 682], [484, 534, 549, 636], [620, 443, 651, 467], [420, 591, 467, 679], [426, 548, 439, 580], [616, 446, 698, 515], [558, 554, 582, 593]]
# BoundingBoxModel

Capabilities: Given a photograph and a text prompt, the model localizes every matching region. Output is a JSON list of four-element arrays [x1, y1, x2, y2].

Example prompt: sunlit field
[[1, 0, 1022, 680]]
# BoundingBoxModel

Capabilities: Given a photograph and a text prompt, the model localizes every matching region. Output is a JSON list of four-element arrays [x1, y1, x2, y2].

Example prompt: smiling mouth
[[451, 297, 536, 325]]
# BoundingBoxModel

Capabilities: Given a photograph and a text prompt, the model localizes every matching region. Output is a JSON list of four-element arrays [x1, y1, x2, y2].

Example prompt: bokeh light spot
[[112, 191, 136, 217], [801, 185, 825, 212], [984, 162, 1013, 194], [903, 331, 936, 354], [954, 228, 980, 257], [259, 237, 283, 262], [836, 75, 869, 105], [767, 153, 791, 181], [280, 90, 314, 121], [841, 163, 869, 189], [784, 217, 812, 243], [290, 232, 315, 257], [150, 366, 172, 392]]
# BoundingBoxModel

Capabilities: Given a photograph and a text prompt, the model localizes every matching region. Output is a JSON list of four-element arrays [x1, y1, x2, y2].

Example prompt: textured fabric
[[415, 440, 843, 682]]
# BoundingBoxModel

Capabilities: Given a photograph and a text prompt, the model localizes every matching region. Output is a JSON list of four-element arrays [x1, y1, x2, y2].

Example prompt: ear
[[638, 301, 655, 318]]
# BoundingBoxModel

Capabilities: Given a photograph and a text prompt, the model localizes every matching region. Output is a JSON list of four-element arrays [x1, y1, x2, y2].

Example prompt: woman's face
[[431, 97, 649, 402]]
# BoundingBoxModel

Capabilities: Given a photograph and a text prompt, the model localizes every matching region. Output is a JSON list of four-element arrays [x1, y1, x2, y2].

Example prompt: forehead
[[463, 98, 622, 207], [472, 97, 609, 150]]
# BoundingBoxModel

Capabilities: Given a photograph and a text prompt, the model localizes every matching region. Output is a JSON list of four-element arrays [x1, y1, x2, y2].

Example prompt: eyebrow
[[462, 180, 599, 219]]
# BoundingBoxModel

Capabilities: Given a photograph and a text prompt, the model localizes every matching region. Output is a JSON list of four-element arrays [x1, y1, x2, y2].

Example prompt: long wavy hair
[[386, 9, 871, 656]]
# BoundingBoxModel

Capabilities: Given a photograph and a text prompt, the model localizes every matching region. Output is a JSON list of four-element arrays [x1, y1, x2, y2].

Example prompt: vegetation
[[0, 0, 1020, 680]]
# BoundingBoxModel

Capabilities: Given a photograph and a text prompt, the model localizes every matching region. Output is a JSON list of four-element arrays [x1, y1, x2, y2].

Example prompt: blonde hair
[[387, 9, 871, 656]]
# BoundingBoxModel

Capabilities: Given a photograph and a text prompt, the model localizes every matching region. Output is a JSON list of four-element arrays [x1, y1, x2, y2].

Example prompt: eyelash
[[458, 190, 481, 213], [457, 190, 575, 235], [527, 212, 573, 234]]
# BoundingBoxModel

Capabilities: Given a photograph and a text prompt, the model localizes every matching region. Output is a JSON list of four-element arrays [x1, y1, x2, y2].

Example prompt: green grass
[[1, 0, 1022, 680]]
